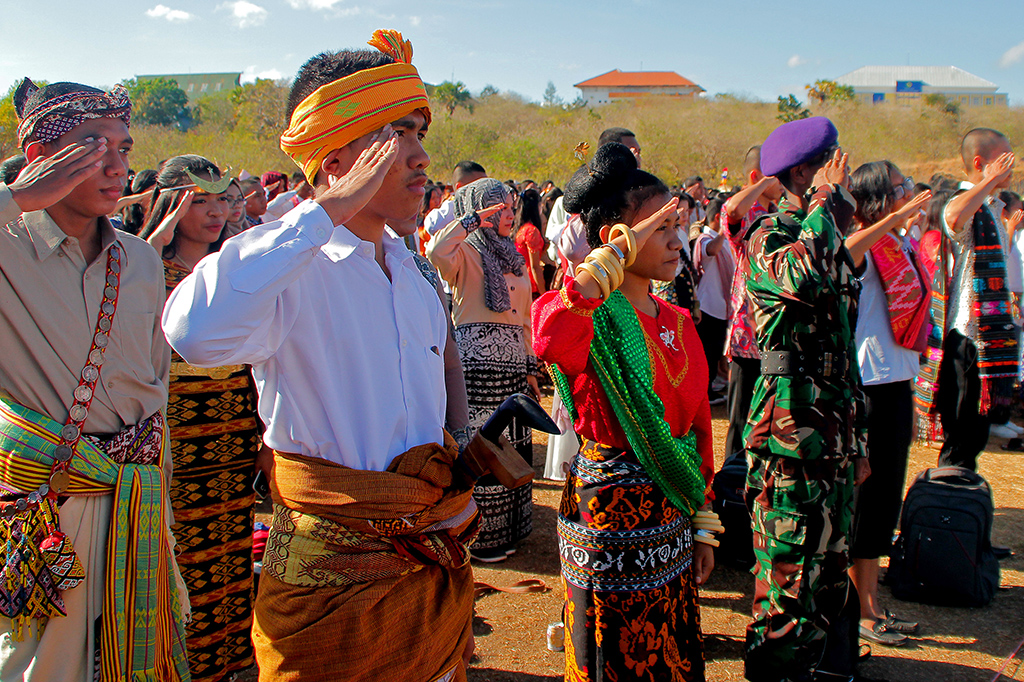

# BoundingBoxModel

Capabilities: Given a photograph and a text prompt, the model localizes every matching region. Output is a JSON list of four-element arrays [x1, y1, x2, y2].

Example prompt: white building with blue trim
[[836, 66, 1007, 107]]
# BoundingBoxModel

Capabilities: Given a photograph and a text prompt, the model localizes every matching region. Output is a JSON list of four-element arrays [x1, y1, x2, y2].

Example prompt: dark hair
[[563, 142, 668, 248], [914, 182, 931, 196], [514, 188, 543, 234], [999, 190, 1022, 212], [290, 171, 306, 185], [704, 196, 727, 227], [671, 189, 696, 209], [682, 176, 703, 189], [960, 128, 1009, 170], [453, 160, 486, 186], [928, 173, 958, 192], [287, 50, 395, 123], [420, 184, 440, 218], [598, 127, 636, 147], [139, 155, 225, 260], [119, 168, 158, 235], [743, 145, 762, 177], [924, 188, 954, 235], [850, 160, 900, 225], [0, 154, 27, 185]]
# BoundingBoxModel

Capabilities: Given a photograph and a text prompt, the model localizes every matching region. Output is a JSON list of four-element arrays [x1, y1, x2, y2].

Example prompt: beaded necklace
[[551, 290, 707, 513]]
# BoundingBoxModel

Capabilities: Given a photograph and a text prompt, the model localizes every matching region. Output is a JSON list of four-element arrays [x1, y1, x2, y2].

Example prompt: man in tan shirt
[[0, 80, 187, 681]]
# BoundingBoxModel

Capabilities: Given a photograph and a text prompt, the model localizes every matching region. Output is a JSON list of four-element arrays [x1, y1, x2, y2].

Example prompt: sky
[[3, 0, 1024, 106]]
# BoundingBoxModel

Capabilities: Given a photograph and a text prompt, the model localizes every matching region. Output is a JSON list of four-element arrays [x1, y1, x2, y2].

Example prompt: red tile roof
[[574, 69, 702, 89]]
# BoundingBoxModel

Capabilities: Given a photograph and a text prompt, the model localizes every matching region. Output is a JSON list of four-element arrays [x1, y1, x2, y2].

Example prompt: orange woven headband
[[280, 30, 431, 185]]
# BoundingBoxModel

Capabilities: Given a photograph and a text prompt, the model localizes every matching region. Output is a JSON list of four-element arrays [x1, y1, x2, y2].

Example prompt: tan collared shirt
[[0, 183, 170, 435]]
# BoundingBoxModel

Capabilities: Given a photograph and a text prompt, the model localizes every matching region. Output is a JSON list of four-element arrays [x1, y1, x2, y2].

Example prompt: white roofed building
[[836, 66, 1007, 107]]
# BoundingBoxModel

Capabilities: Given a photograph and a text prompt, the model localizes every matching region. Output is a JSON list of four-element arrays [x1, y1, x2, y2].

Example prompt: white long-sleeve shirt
[[162, 199, 448, 471]]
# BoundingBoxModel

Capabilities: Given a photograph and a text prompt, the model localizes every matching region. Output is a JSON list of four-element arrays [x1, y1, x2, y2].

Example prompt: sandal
[[859, 619, 907, 647], [882, 609, 918, 634]]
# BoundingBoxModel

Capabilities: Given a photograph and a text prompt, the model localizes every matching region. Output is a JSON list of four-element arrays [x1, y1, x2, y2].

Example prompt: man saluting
[[163, 31, 478, 682]]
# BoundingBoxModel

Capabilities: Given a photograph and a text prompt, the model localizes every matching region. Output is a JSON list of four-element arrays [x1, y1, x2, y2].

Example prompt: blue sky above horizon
[[4, 0, 1024, 106]]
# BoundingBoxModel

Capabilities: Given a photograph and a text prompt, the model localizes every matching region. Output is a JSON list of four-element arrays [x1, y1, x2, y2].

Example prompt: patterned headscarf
[[14, 79, 131, 147], [453, 178, 524, 313]]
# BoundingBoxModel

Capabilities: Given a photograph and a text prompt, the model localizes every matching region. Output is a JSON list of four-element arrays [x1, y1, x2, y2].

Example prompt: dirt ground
[[244, 386, 1024, 682]]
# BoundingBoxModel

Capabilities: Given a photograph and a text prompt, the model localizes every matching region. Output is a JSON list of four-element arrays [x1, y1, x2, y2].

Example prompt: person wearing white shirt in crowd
[[693, 196, 734, 405], [162, 34, 477, 681]]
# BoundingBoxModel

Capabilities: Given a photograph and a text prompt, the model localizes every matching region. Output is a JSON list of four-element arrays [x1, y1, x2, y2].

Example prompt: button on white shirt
[[162, 199, 448, 471]]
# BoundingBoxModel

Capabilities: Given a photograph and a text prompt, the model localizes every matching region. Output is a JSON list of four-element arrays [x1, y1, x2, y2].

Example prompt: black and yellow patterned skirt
[[168, 362, 260, 682], [559, 440, 705, 682]]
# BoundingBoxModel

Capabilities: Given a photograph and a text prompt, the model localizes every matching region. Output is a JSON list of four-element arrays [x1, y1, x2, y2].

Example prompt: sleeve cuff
[[560, 276, 605, 316]]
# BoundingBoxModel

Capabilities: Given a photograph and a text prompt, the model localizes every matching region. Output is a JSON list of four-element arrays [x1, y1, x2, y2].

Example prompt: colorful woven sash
[[0, 397, 190, 681], [869, 233, 931, 352], [915, 203, 1018, 438], [550, 290, 707, 514]]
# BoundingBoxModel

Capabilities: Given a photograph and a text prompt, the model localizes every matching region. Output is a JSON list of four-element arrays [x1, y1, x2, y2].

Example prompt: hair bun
[[563, 142, 637, 214]]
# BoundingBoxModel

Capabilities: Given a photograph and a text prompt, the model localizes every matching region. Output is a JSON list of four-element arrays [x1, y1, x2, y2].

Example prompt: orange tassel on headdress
[[368, 29, 414, 64]]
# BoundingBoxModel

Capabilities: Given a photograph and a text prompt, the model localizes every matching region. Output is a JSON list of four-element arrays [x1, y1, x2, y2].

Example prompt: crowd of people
[[0, 26, 1017, 682]]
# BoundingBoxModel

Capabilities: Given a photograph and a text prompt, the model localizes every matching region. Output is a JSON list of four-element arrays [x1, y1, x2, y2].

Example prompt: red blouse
[[532, 278, 715, 487], [515, 223, 545, 293]]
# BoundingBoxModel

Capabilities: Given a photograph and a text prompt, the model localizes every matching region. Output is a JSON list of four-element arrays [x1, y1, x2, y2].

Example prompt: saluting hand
[[315, 124, 399, 226], [147, 190, 194, 249], [9, 137, 108, 212], [813, 148, 850, 190]]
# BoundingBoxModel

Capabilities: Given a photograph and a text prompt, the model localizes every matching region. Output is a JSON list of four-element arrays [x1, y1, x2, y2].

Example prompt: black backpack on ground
[[711, 451, 754, 570], [889, 466, 1000, 607]]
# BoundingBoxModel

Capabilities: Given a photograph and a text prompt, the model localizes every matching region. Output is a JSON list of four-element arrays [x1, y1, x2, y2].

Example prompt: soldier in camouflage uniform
[[742, 117, 870, 682]]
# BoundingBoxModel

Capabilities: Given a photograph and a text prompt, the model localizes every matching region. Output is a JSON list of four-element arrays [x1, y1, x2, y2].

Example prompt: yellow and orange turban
[[280, 29, 432, 185]]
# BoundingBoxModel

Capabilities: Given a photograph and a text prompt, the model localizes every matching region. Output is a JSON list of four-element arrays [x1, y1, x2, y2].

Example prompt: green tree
[[777, 94, 810, 122], [122, 77, 191, 128], [479, 84, 499, 99], [805, 79, 855, 106], [432, 81, 474, 117], [231, 79, 290, 140], [0, 83, 19, 160], [543, 81, 563, 108], [923, 93, 961, 117]]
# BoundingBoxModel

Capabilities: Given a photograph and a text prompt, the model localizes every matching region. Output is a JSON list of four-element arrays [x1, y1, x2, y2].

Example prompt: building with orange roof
[[574, 69, 705, 107]]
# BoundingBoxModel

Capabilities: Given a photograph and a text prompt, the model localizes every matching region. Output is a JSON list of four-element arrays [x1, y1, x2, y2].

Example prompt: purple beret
[[760, 117, 839, 177]]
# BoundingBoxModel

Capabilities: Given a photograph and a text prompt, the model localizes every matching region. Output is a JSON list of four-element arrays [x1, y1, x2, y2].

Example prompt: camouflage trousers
[[743, 454, 854, 682]]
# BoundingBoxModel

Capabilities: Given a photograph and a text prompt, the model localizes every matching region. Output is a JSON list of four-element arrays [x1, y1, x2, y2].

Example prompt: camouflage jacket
[[743, 184, 867, 460]]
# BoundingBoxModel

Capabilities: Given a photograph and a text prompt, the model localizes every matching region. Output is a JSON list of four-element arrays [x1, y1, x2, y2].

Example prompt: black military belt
[[761, 350, 849, 378]]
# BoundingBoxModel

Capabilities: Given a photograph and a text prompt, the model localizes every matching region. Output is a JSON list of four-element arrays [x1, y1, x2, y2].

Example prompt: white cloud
[[219, 0, 268, 27], [240, 65, 285, 83], [145, 4, 193, 22], [1000, 41, 1024, 67], [409, 15, 420, 26], [286, 0, 344, 8], [787, 54, 807, 68]]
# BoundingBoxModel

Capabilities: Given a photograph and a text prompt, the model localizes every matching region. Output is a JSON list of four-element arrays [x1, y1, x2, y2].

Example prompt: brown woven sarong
[[252, 435, 477, 682]]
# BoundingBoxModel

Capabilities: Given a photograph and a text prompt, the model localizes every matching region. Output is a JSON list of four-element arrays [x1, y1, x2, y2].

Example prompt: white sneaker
[[1004, 421, 1024, 435], [989, 423, 1019, 439]]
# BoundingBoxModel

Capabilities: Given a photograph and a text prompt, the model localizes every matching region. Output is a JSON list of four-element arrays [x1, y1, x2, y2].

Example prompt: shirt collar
[[959, 180, 1004, 213], [321, 223, 415, 266], [23, 210, 120, 261]]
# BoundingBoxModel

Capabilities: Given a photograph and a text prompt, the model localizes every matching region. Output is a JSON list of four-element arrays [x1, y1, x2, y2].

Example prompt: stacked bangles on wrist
[[691, 510, 724, 547], [574, 224, 637, 299]]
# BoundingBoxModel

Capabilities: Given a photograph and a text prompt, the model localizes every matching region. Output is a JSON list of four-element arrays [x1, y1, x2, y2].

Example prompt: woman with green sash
[[533, 143, 718, 682]]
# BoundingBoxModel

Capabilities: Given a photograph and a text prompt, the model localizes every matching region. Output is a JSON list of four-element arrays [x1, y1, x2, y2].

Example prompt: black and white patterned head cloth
[[14, 78, 132, 147], [452, 178, 525, 314]]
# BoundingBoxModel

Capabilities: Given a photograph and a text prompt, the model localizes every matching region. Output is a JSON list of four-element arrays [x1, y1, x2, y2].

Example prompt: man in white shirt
[[162, 31, 477, 682]]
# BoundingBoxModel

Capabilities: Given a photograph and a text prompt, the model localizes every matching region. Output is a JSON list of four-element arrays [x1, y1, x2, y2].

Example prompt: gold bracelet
[[587, 248, 623, 290], [608, 223, 638, 267], [575, 262, 611, 300]]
